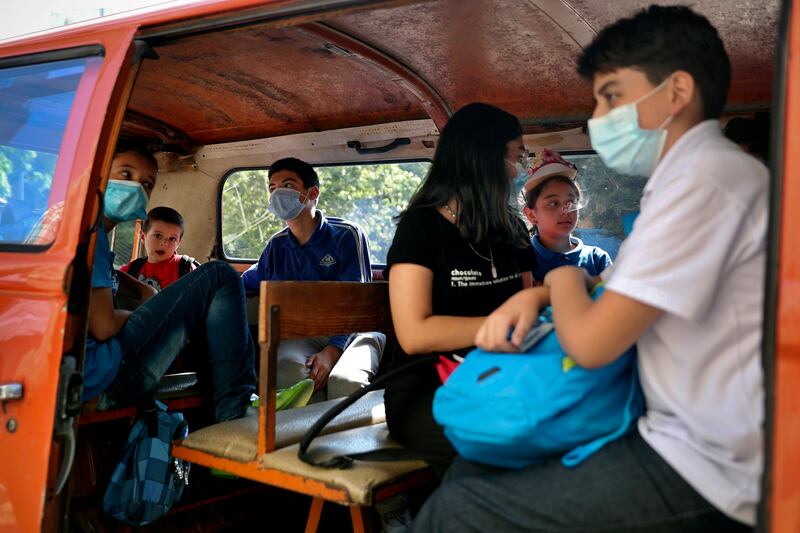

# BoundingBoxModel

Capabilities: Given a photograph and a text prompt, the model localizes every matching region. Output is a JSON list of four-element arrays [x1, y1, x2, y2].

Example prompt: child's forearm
[[396, 315, 486, 355], [546, 266, 660, 368], [545, 267, 597, 363], [118, 269, 157, 300]]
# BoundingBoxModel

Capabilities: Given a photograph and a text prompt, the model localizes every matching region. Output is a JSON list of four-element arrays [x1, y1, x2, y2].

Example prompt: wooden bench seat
[[171, 281, 435, 533]]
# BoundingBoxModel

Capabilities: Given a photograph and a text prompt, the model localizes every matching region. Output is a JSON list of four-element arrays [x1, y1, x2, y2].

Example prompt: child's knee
[[326, 372, 366, 399], [201, 260, 237, 280]]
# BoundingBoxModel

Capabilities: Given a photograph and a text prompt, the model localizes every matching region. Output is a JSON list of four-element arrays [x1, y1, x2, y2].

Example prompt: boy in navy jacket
[[242, 157, 384, 400]]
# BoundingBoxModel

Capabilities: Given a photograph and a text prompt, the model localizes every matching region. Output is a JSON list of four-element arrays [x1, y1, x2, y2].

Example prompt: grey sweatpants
[[276, 332, 385, 400], [411, 431, 753, 533]]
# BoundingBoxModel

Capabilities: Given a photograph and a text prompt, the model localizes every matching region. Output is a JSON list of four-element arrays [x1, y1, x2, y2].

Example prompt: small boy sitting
[[121, 206, 198, 291]]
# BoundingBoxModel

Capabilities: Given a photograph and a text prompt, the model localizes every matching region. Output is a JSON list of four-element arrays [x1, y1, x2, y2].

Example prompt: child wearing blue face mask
[[241, 157, 384, 401], [84, 144, 256, 423], [413, 6, 764, 533]]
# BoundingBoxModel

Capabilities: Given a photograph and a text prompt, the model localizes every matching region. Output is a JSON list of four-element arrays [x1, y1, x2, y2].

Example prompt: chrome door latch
[[0, 383, 23, 401]]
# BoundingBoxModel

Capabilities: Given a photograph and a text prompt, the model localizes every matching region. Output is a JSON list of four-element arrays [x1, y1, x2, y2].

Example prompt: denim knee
[[198, 260, 236, 277]]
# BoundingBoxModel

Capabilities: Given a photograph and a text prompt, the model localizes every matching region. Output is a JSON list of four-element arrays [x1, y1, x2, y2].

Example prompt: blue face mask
[[507, 160, 529, 209], [587, 80, 673, 177], [104, 179, 148, 223], [268, 188, 309, 221]]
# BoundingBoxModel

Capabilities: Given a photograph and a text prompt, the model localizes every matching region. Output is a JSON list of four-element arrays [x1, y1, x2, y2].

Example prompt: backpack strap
[[127, 257, 148, 279], [178, 255, 200, 278], [297, 354, 437, 468]]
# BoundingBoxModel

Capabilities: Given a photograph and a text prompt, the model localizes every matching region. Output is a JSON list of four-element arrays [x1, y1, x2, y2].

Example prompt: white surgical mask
[[268, 188, 308, 221], [587, 79, 673, 177]]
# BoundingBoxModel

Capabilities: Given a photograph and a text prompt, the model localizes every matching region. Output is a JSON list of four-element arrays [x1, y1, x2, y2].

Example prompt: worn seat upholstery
[[180, 389, 387, 463], [171, 281, 435, 533], [258, 423, 427, 506]]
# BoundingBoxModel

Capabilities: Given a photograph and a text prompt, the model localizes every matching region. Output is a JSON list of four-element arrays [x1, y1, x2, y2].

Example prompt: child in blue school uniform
[[521, 149, 612, 282]]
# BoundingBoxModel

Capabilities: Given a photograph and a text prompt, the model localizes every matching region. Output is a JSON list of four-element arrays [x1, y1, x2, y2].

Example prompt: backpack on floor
[[103, 401, 190, 526], [432, 285, 645, 469]]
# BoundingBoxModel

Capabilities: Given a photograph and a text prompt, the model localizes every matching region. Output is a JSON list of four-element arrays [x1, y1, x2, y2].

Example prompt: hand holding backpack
[[432, 285, 645, 469]]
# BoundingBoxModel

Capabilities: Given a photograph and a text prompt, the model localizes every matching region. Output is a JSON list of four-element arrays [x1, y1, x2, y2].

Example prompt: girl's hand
[[475, 287, 548, 352]]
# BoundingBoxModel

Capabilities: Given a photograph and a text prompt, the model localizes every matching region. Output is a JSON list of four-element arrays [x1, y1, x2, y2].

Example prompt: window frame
[[216, 157, 432, 265], [0, 44, 105, 253], [552, 149, 643, 253]]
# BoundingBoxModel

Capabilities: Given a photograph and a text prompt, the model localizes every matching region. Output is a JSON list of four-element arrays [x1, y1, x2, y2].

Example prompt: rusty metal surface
[[129, 24, 427, 145], [126, 0, 779, 146], [567, 0, 778, 109], [298, 21, 452, 130]]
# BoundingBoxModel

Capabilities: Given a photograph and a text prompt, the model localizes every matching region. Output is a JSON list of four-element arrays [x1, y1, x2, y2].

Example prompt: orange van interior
[[0, 0, 785, 531]]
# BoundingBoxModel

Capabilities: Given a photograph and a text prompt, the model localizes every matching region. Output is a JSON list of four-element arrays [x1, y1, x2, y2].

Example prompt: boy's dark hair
[[577, 5, 731, 120], [114, 141, 159, 171], [143, 206, 185, 237], [268, 157, 319, 188]]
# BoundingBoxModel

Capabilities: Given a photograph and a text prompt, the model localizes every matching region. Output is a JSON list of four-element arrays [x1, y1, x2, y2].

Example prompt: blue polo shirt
[[83, 229, 123, 401], [241, 212, 372, 349], [531, 235, 612, 282]]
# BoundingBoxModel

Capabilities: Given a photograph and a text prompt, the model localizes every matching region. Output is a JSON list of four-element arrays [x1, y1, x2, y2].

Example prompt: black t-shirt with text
[[386, 207, 538, 332]]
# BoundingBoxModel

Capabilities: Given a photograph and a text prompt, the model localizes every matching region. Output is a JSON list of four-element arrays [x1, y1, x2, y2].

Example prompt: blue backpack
[[103, 401, 190, 526], [432, 286, 644, 469]]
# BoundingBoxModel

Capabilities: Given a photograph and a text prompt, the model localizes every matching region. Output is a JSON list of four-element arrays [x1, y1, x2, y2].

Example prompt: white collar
[[646, 120, 722, 193]]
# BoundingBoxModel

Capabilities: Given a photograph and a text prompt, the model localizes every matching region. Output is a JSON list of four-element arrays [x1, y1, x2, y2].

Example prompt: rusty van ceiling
[[127, 0, 780, 149]]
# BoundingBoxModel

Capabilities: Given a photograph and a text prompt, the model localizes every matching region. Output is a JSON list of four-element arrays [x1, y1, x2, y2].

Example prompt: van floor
[[71, 470, 363, 532], [69, 408, 428, 532]]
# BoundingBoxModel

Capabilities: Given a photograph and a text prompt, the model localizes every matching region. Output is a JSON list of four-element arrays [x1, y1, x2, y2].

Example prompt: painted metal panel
[[0, 27, 136, 533], [771, 0, 800, 529]]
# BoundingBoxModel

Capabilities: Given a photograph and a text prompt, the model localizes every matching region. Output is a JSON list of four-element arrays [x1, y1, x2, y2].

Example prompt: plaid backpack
[[103, 401, 190, 526]]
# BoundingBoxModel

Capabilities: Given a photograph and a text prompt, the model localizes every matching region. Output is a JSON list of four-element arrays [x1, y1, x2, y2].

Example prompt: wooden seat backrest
[[257, 281, 392, 454]]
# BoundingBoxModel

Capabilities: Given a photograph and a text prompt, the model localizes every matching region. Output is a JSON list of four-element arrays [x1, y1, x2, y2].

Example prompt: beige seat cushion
[[181, 389, 386, 462], [258, 422, 428, 506]]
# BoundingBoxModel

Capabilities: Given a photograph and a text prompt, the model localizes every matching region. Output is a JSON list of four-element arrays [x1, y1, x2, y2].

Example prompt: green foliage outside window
[[0, 146, 58, 243], [111, 220, 137, 268], [220, 154, 641, 264], [221, 162, 429, 264]]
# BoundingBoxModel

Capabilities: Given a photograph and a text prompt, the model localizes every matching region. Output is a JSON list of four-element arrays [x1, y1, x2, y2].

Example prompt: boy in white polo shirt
[[412, 5, 765, 532]]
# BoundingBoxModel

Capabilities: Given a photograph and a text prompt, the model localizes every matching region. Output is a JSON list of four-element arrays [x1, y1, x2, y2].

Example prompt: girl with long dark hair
[[383, 102, 538, 474]]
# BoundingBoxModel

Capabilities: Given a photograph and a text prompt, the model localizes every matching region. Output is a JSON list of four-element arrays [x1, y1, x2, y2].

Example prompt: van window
[[0, 57, 95, 246], [111, 220, 137, 268], [562, 153, 647, 260], [221, 162, 429, 264]]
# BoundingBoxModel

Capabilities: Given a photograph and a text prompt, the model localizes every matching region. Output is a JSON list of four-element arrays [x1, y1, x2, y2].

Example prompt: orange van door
[[0, 28, 138, 532]]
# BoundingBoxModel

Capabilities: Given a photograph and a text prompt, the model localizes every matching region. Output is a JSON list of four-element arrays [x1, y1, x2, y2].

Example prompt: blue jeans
[[98, 261, 256, 422]]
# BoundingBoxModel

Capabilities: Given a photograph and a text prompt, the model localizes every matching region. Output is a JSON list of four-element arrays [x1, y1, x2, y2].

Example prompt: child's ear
[[523, 206, 538, 225], [668, 70, 696, 116]]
